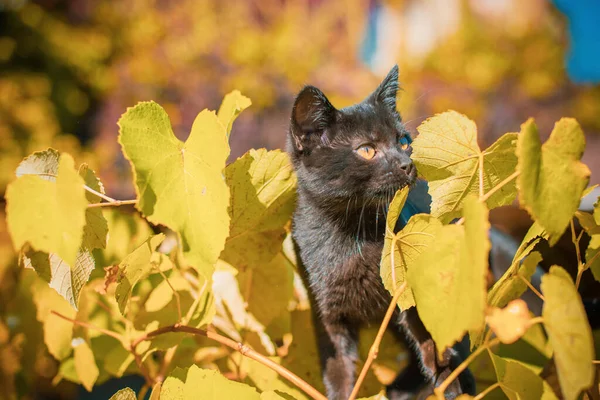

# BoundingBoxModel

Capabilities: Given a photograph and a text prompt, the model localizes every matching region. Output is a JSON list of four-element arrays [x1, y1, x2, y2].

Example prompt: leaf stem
[[480, 171, 519, 203], [50, 310, 124, 342], [571, 219, 584, 288], [87, 199, 137, 208], [434, 338, 501, 398], [474, 382, 502, 400], [51, 310, 154, 386], [130, 324, 327, 400], [154, 266, 182, 322], [348, 282, 408, 400], [517, 274, 545, 301], [83, 184, 116, 203]]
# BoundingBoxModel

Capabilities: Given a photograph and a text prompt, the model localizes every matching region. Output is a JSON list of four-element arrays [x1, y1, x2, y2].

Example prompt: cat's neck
[[296, 186, 387, 244]]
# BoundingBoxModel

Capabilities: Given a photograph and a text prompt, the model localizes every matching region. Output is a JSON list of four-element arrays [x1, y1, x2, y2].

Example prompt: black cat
[[287, 65, 475, 400]]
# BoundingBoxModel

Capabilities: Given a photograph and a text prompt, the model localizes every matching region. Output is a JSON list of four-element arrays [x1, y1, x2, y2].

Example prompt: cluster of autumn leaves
[[3, 91, 600, 399]]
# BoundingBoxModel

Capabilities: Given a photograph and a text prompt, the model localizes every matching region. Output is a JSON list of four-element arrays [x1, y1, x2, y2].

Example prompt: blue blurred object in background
[[553, 0, 600, 84]]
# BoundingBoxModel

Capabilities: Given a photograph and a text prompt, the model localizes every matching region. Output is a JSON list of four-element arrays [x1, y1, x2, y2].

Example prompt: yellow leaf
[[413, 111, 518, 223], [7, 153, 86, 266], [74, 340, 99, 392], [516, 118, 590, 245]]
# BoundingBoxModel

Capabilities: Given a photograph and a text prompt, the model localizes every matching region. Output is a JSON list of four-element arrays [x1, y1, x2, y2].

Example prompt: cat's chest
[[294, 218, 391, 323]]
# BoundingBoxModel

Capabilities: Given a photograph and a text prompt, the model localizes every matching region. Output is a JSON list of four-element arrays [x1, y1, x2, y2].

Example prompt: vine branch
[[51, 310, 326, 400], [348, 282, 408, 400]]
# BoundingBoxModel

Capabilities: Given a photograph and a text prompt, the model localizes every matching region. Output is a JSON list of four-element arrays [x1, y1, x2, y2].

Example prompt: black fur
[[287, 66, 474, 399]]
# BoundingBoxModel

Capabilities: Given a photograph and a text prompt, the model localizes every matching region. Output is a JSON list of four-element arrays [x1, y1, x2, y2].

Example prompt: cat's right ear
[[290, 85, 337, 151]]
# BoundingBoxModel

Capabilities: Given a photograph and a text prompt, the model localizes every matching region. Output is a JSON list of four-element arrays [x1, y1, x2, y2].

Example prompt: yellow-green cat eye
[[356, 145, 376, 160]]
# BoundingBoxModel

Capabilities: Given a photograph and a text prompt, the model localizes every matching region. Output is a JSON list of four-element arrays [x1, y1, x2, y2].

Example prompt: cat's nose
[[400, 160, 414, 175]]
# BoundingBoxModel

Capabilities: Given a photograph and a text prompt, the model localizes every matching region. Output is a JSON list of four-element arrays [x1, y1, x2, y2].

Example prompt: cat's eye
[[399, 136, 411, 150], [356, 145, 376, 160]]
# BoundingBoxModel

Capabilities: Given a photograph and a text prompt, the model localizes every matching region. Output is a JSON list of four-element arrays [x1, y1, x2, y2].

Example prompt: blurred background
[[0, 0, 599, 398]]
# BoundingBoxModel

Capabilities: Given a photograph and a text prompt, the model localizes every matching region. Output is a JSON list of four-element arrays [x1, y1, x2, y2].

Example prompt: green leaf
[[221, 149, 296, 269], [487, 251, 542, 310], [380, 187, 442, 310], [7, 153, 87, 266], [541, 266, 594, 400], [79, 164, 108, 250], [161, 365, 260, 400], [114, 234, 165, 314], [100, 209, 153, 267], [217, 90, 252, 136], [74, 340, 100, 391], [516, 118, 590, 245], [22, 248, 95, 309], [118, 100, 234, 278], [236, 253, 294, 329], [587, 234, 600, 282], [407, 196, 488, 355], [29, 270, 75, 360], [109, 388, 137, 400], [212, 267, 276, 354], [413, 111, 518, 223], [489, 353, 545, 400]]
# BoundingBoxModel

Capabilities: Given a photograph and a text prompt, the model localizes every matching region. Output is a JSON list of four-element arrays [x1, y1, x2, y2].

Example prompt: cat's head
[[288, 65, 416, 209]]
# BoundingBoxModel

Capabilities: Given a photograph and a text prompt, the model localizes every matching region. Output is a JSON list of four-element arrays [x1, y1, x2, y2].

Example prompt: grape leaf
[[11, 150, 106, 308], [221, 148, 297, 269], [380, 187, 442, 310], [587, 234, 600, 282], [541, 266, 594, 400], [118, 99, 238, 278], [29, 270, 75, 360], [487, 251, 542, 310], [217, 90, 252, 136], [212, 268, 276, 355], [100, 209, 153, 267], [109, 388, 136, 400], [236, 253, 294, 329], [489, 353, 545, 400], [114, 234, 165, 314], [161, 365, 260, 399], [74, 340, 99, 391], [413, 111, 518, 223], [407, 196, 488, 355], [79, 163, 108, 250], [22, 248, 95, 309], [516, 118, 590, 245], [6, 153, 86, 266]]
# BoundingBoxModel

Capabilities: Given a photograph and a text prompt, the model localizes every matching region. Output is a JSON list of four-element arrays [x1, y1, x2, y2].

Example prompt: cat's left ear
[[370, 64, 399, 112]]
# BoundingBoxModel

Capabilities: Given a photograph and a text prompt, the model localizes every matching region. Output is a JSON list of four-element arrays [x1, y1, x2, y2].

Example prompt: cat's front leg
[[317, 320, 359, 400], [397, 308, 475, 399]]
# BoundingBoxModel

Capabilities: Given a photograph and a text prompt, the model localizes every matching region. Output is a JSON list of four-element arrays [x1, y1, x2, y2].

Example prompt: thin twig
[[130, 324, 326, 400], [83, 184, 117, 203], [517, 274, 545, 301], [137, 382, 150, 400], [434, 338, 501, 398], [571, 219, 585, 289], [583, 250, 600, 272], [593, 360, 600, 364], [480, 171, 519, 203], [474, 382, 502, 400], [88, 199, 137, 208], [50, 310, 124, 342], [51, 311, 154, 385], [348, 282, 408, 400], [154, 266, 182, 322]]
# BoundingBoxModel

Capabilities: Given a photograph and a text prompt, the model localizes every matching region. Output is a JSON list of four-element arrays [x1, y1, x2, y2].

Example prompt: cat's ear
[[290, 85, 337, 151], [370, 64, 399, 112]]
